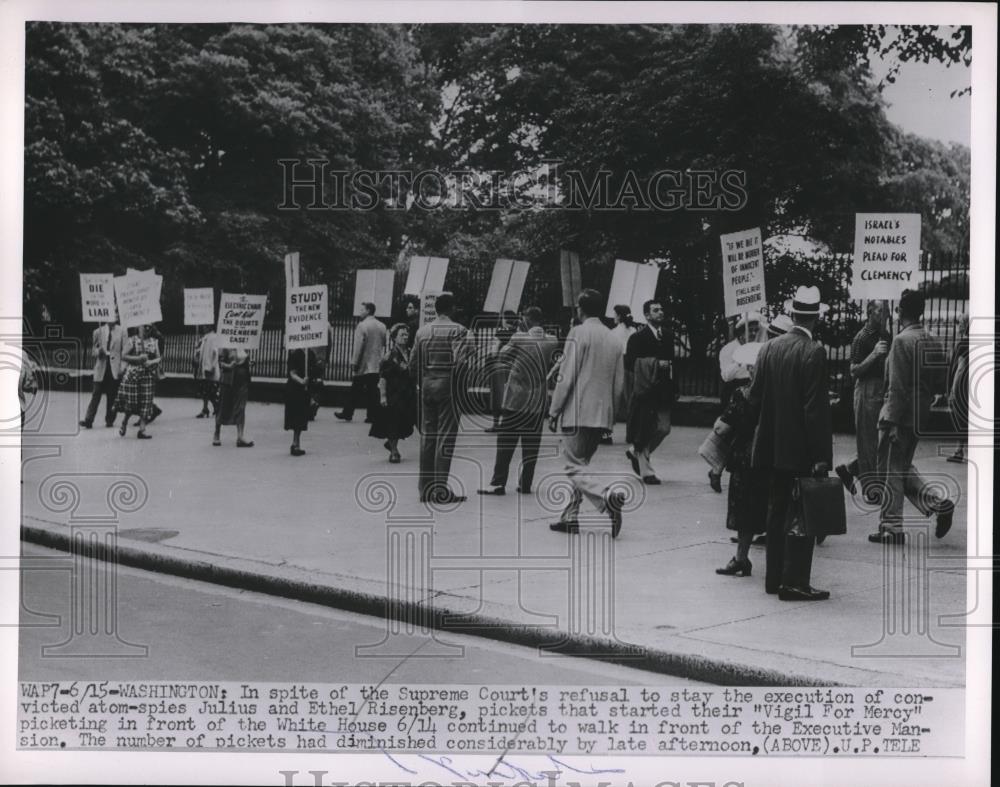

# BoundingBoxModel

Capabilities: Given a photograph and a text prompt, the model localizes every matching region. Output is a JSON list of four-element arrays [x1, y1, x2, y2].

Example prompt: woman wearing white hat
[[715, 341, 767, 577]]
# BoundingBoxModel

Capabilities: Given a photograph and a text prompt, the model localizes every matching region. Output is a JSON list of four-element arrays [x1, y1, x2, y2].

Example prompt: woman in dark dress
[[213, 348, 253, 447], [285, 348, 321, 456], [369, 323, 416, 463], [715, 342, 768, 578]]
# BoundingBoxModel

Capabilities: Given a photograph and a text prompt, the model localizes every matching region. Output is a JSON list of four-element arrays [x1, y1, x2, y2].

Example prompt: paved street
[[20, 391, 973, 685], [19, 544, 704, 685]]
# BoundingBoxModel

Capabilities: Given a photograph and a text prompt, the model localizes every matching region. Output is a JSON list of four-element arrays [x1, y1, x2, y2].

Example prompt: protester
[[369, 323, 417, 464], [411, 292, 473, 503], [214, 347, 253, 447], [79, 319, 124, 429], [946, 312, 970, 463], [716, 341, 767, 577], [336, 302, 387, 423], [747, 286, 833, 601], [285, 347, 321, 456], [145, 323, 165, 423], [548, 289, 626, 537], [478, 307, 558, 496], [403, 296, 421, 349], [624, 299, 675, 485], [719, 313, 762, 409], [114, 324, 160, 439], [194, 326, 220, 418], [766, 314, 793, 339], [834, 301, 889, 500], [869, 289, 956, 544], [604, 304, 636, 444], [485, 310, 518, 432]]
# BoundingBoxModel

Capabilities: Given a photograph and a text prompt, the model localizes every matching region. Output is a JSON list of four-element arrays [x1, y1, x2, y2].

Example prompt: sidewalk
[[20, 392, 970, 686]]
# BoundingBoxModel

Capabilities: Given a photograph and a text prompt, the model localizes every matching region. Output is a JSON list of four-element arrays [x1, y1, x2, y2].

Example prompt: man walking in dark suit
[[478, 307, 559, 496], [624, 299, 675, 484], [747, 286, 833, 601], [411, 292, 473, 503], [79, 320, 124, 429]]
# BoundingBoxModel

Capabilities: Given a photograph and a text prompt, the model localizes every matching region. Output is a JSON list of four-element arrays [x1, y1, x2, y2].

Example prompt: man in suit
[[548, 289, 626, 537], [747, 286, 833, 601], [79, 320, 124, 428], [835, 300, 890, 500], [336, 301, 387, 423], [478, 307, 559, 496], [624, 299, 675, 484], [869, 289, 955, 544], [411, 292, 474, 503]]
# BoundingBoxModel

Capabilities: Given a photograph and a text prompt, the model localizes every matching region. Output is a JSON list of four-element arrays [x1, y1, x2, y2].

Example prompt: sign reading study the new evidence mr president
[[285, 284, 329, 350], [850, 213, 921, 300]]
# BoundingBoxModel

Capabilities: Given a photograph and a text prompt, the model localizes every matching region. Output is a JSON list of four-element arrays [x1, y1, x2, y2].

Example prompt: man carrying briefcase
[[746, 286, 835, 602]]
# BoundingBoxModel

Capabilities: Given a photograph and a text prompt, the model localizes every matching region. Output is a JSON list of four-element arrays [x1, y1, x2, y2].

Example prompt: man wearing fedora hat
[[747, 285, 833, 601]]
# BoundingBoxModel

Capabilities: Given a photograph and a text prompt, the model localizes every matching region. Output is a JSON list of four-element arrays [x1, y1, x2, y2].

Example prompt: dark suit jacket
[[500, 327, 559, 414], [748, 327, 832, 473], [624, 325, 675, 405]]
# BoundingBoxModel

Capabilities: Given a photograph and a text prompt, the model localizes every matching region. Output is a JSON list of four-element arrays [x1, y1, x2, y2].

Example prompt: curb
[[21, 516, 937, 688]]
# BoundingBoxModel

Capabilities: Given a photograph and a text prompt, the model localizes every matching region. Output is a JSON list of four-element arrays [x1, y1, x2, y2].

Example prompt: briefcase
[[788, 476, 847, 537]]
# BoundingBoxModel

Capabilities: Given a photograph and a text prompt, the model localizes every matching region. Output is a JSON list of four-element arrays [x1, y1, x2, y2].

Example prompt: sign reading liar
[[184, 288, 215, 326], [720, 228, 766, 317], [285, 285, 329, 350], [851, 213, 921, 300], [80, 274, 116, 322], [113, 271, 163, 329], [217, 293, 267, 351]]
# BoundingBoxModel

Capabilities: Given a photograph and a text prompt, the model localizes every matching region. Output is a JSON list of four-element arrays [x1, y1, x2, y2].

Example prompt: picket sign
[[720, 227, 766, 318], [850, 213, 921, 300], [605, 259, 660, 322], [404, 256, 449, 296], [184, 288, 215, 326], [353, 270, 395, 318], [79, 274, 116, 322], [559, 250, 582, 308], [483, 259, 530, 313], [217, 292, 267, 351]]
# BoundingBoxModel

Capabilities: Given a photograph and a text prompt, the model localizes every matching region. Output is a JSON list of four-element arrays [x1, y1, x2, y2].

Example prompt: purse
[[788, 476, 847, 537]]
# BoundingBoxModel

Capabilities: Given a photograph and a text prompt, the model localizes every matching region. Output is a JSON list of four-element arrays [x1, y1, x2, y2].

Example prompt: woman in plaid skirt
[[114, 324, 161, 439]]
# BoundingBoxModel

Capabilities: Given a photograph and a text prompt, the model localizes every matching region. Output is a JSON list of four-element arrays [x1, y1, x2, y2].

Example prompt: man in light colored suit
[[869, 289, 955, 544], [80, 320, 124, 428], [411, 292, 474, 503], [478, 307, 559, 496], [336, 301, 387, 423], [548, 289, 626, 537]]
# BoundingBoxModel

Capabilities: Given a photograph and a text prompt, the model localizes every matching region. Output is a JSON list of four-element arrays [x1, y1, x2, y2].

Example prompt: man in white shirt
[[336, 301, 387, 423], [80, 320, 124, 428]]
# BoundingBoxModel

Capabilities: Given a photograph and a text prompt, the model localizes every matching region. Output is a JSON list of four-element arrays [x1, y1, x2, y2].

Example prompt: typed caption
[[18, 682, 963, 756]]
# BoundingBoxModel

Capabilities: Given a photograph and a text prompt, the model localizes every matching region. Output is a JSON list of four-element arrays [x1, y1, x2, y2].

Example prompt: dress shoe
[[388, 453, 401, 464], [642, 475, 661, 485], [716, 557, 752, 577], [196, 411, 208, 419], [599, 435, 614, 446], [605, 491, 625, 538], [549, 520, 580, 534], [516, 486, 531, 494], [79, 420, 92, 429], [477, 486, 506, 496], [935, 501, 955, 539], [945, 452, 966, 464], [291, 446, 305, 456], [237, 439, 255, 447], [625, 450, 640, 477], [778, 585, 830, 601], [708, 471, 722, 493], [334, 411, 352, 421], [868, 530, 905, 545], [835, 464, 856, 495], [136, 431, 152, 440]]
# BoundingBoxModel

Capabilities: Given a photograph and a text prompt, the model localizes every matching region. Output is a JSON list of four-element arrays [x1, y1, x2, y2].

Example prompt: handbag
[[788, 476, 847, 537]]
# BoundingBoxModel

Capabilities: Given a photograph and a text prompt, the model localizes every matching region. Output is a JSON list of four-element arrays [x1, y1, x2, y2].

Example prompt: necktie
[[106, 327, 112, 352]]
